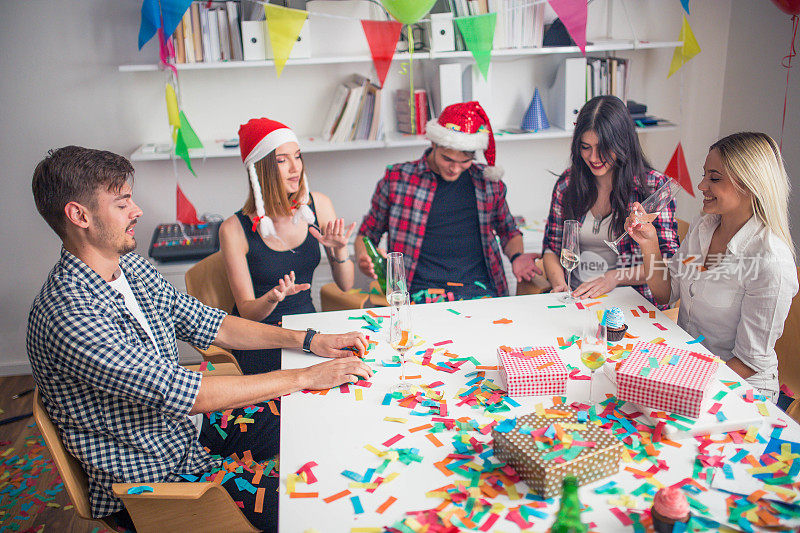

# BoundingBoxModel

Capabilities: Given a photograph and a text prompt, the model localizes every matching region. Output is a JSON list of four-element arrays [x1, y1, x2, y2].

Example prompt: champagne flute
[[386, 252, 407, 298], [388, 291, 414, 394], [580, 311, 607, 403], [559, 220, 580, 303], [604, 178, 682, 254]]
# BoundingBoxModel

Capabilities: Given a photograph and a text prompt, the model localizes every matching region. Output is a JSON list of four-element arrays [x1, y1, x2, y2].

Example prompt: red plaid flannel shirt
[[542, 168, 679, 306], [359, 149, 522, 297]]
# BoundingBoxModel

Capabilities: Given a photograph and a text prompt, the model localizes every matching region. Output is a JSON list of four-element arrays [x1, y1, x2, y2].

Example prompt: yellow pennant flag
[[668, 15, 701, 78], [264, 5, 308, 77], [165, 83, 180, 129]]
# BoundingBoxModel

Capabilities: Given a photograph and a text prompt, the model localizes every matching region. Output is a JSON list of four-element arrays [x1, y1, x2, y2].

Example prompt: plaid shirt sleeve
[[542, 172, 570, 256], [358, 168, 392, 245], [46, 301, 201, 418], [490, 179, 522, 248]]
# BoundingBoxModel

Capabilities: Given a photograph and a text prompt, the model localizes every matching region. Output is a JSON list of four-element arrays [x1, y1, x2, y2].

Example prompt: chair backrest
[[676, 218, 690, 244], [185, 251, 235, 313], [32, 389, 94, 520], [775, 266, 800, 396]]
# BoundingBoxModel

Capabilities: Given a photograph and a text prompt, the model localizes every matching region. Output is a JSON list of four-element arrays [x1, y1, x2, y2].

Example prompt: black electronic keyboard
[[148, 221, 221, 262]]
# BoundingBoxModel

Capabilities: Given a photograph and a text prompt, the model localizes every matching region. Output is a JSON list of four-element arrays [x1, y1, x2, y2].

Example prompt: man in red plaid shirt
[[355, 102, 540, 300]]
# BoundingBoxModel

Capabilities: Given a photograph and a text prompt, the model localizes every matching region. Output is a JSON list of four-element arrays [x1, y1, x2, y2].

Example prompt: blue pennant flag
[[138, 0, 193, 49]]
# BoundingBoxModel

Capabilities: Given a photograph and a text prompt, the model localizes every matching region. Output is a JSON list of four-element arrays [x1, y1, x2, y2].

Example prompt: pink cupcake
[[651, 487, 690, 533]]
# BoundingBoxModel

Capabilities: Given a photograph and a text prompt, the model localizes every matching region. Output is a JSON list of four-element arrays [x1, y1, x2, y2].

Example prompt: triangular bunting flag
[[455, 13, 496, 80], [175, 129, 196, 176], [178, 111, 203, 149], [547, 0, 588, 55], [668, 15, 701, 78], [138, 0, 193, 49], [176, 184, 202, 225], [680, 0, 690, 14], [521, 88, 550, 131], [664, 143, 694, 197], [361, 20, 403, 87], [264, 5, 308, 78]]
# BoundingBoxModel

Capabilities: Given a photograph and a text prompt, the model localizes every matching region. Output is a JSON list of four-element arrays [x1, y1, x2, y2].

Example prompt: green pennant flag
[[178, 111, 203, 149], [174, 128, 196, 176], [455, 13, 496, 80]]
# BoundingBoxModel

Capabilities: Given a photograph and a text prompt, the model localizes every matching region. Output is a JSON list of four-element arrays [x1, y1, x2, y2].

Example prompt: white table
[[279, 288, 800, 532]]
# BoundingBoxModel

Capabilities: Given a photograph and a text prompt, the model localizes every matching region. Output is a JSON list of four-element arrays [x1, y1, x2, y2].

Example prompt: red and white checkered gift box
[[497, 346, 569, 397], [616, 342, 719, 418]]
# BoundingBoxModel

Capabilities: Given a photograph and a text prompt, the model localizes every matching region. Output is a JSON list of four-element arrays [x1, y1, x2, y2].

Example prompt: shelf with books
[[118, 40, 682, 72], [130, 122, 676, 162]]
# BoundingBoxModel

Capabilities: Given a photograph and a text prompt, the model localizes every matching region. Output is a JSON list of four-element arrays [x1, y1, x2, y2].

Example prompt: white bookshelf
[[130, 123, 676, 161], [118, 40, 682, 72]]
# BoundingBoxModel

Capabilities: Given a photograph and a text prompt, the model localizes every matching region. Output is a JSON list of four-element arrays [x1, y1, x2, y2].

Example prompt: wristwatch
[[302, 328, 317, 353]]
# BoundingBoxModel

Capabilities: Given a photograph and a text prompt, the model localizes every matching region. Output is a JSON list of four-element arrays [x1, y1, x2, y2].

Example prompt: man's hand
[[266, 272, 310, 304], [356, 247, 386, 279], [511, 253, 542, 282], [550, 282, 570, 293], [309, 219, 356, 252], [299, 356, 375, 390], [572, 271, 619, 299], [310, 331, 368, 358]]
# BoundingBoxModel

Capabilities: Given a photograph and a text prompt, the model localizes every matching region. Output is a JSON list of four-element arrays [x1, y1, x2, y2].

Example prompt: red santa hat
[[238, 118, 314, 238], [425, 101, 503, 180]]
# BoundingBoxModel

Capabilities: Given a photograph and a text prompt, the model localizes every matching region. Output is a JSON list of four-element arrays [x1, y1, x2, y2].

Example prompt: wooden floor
[[0, 374, 111, 532]]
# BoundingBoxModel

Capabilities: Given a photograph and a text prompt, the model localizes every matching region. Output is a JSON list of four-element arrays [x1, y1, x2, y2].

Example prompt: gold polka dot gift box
[[492, 405, 622, 498], [497, 345, 569, 397]]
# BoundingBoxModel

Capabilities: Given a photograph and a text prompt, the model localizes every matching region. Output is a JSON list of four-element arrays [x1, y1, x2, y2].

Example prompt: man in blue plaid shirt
[[27, 146, 373, 532]]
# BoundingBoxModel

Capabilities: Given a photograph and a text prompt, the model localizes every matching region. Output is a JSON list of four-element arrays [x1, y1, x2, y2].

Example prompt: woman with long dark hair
[[541, 95, 679, 305]]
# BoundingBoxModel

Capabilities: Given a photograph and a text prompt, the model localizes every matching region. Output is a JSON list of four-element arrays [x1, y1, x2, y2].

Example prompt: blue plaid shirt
[[27, 249, 226, 518]]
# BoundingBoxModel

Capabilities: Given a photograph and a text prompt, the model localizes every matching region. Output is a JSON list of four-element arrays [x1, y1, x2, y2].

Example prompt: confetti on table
[[289, 492, 318, 498], [355, 389, 363, 401], [433, 340, 453, 346], [653, 322, 667, 331], [687, 335, 705, 344], [548, 304, 566, 308], [376, 496, 397, 514], [324, 489, 351, 503], [383, 434, 405, 447], [350, 495, 364, 514], [492, 318, 513, 324]]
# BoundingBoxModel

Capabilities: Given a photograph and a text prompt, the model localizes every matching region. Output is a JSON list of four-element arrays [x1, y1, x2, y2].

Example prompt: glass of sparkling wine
[[604, 178, 681, 254], [560, 220, 580, 303], [386, 252, 407, 298], [581, 312, 607, 403], [388, 291, 413, 394]]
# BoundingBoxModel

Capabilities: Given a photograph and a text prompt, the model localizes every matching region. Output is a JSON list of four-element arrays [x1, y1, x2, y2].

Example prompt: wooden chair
[[184, 252, 241, 372], [676, 217, 690, 243], [775, 267, 800, 412], [516, 258, 551, 295], [33, 363, 259, 533], [368, 280, 389, 307], [320, 282, 369, 311]]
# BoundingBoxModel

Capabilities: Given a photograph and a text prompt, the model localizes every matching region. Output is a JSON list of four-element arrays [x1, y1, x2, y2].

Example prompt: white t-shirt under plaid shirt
[[27, 248, 226, 518]]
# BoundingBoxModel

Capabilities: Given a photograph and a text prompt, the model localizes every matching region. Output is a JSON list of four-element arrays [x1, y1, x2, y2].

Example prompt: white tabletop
[[279, 288, 800, 532]]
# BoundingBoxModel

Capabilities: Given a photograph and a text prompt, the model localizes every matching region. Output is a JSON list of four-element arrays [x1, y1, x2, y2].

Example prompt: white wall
[[0, 0, 734, 374], [719, 0, 800, 256]]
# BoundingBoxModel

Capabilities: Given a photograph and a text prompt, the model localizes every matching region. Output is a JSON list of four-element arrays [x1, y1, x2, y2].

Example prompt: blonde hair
[[710, 132, 794, 258], [242, 150, 308, 219]]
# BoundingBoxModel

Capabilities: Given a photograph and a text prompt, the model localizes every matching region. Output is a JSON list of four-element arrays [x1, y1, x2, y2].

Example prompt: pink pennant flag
[[547, 0, 588, 55], [360, 20, 403, 87], [176, 184, 201, 225]]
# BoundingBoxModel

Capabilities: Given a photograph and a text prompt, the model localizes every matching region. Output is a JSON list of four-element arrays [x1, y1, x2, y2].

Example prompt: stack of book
[[171, 1, 244, 64], [395, 89, 429, 135], [586, 57, 631, 102], [321, 75, 383, 143], [442, 0, 546, 51]]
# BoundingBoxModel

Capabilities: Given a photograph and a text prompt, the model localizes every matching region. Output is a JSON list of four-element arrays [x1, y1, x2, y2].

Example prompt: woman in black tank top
[[219, 118, 357, 374]]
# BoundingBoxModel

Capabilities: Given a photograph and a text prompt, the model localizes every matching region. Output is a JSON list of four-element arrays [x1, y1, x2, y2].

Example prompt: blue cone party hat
[[521, 87, 549, 132]]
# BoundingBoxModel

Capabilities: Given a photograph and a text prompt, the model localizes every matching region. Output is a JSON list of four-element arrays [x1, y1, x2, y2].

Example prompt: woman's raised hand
[[309, 218, 356, 251], [266, 271, 311, 304]]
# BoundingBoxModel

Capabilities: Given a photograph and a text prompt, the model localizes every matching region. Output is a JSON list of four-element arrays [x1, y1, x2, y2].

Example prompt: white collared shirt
[[667, 214, 797, 396]]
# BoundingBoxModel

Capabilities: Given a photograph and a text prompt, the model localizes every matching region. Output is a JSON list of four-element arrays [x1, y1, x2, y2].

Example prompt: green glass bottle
[[551, 476, 588, 533], [362, 236, 387, 293]]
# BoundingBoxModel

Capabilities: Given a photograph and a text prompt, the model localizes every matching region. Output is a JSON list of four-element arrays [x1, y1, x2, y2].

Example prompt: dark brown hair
[[32, 146, 134, 239]]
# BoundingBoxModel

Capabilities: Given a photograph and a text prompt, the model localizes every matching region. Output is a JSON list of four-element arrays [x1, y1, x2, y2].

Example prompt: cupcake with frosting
[[651, 486, 690, 532], [604, 307, 628, 342]]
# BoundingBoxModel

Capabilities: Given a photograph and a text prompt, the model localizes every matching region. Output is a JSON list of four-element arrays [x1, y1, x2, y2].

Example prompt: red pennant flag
[[176, 184, 202, 224], [360, 20, 403, 87], [547, 0, 588, 55], [665, 142, 695, 197]]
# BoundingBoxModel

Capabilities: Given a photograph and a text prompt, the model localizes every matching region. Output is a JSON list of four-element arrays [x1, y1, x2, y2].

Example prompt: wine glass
[[580, 311, 607, 403], [559, 220, 580, 303], [388, 291, 414, 394], [604, 178, 682, 254], [386, 252, 407, 298]]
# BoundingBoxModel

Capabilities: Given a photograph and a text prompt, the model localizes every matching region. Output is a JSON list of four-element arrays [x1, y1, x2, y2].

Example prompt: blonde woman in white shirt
[[627, 132, 797, 402]]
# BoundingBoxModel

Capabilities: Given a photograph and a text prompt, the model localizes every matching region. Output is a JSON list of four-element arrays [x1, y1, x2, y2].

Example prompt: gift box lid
[[617, 342, 718, 394], [497, 345, 569, 383]]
